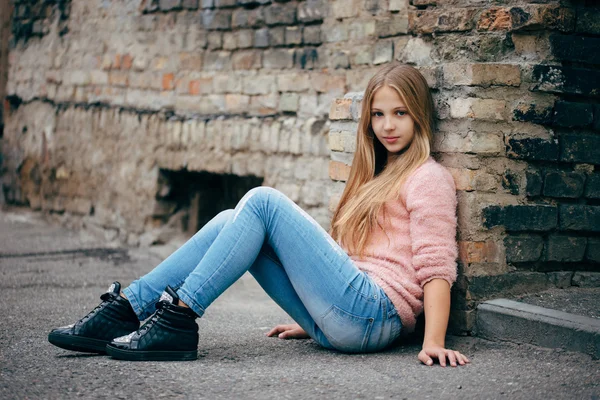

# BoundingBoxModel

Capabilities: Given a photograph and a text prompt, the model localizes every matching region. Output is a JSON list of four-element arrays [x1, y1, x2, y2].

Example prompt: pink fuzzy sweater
[[349, 157, 458, 333]]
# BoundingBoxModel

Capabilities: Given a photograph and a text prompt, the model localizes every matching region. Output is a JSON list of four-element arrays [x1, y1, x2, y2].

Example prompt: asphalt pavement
[[0, 208, 598, 400]]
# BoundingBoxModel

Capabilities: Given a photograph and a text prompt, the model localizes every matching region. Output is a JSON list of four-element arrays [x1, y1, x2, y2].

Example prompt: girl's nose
[[384, 117, 395, 131]]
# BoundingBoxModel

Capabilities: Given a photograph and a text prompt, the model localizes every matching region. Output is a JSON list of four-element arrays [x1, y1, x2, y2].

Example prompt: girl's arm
[[418, 278, 470, 367]]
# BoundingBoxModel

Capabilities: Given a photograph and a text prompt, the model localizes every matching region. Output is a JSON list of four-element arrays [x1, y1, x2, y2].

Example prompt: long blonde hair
[[330, 63, 435, 257]]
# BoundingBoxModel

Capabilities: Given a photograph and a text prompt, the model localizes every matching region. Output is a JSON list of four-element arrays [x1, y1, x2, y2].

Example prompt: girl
[[48, 63, 469, 367]]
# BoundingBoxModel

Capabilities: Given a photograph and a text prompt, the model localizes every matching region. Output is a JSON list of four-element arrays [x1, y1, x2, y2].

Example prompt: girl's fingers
[[266, 325, 287, 336], [437, 351, 447, 367], [455, 351, 466, 365], [446, 351, 458, 367]]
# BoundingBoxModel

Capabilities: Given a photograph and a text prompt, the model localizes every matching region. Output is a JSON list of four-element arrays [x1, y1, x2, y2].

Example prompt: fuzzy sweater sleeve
[[404, 162, 458, 287]]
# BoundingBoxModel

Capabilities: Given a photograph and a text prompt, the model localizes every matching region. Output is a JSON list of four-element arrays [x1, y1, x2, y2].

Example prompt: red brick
[[121, 54, 133, 70], [329, 160, 351, 182], [329, 98, 353, 121], [409, 8, 477, 34], [162, 73, 175, 90], [458, 240, 500, 264]]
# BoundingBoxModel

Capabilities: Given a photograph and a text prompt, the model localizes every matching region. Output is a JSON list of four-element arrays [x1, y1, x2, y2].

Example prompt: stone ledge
[[476, 298, 600, 359]]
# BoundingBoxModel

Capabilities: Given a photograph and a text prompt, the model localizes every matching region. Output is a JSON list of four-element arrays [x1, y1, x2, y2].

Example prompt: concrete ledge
[[476, 299, 600, 359]]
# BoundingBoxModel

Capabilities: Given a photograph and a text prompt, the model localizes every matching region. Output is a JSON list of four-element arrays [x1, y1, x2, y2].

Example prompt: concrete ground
[[0, 208, 598, 400]]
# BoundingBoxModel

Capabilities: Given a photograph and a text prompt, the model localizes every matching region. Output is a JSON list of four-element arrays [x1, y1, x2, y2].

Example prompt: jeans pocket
[[320, 305, 374, 353], [348, 272, 379, 303]]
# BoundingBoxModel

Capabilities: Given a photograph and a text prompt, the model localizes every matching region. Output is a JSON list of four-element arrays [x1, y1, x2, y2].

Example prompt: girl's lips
[[384, 137, 399, 143]]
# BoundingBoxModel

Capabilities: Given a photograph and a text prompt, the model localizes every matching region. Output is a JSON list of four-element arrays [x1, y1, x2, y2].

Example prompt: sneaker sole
[[106, 345, 198, 361], [48, 332, 109, 354]]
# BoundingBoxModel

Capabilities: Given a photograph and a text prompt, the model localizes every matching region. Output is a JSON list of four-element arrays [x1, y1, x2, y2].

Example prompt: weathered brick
[[330, 51, 350, 69], [213, 74, 240, 93], [373, 40, 393, 65], [277, 73, 310, 92], [179, 53, 203, 70], [329, 160, 351, 182], [573, 272, 600, 288], [587, 238, 600, 263], [543, 171, 585, 199], [444, 63, 520, 87], [467, 272, 551, 299], [298, 0, 326, 23], [375, 16, 409, 38], [505, 235, 543, 263], [506, 137, 559, 161], [330, 0, 360, 19], [448, 98, 507, 121], [202, 9, 232, 30], [303, 25, 322, 45], [224, 94, 250, 113], [269, 26, 286, 47], [553, 101, 593, 128], [576, 9, 600, 35], [585, 174, 600, 199], [559, 205, 600, 233], [254, 28, 269, 48], [203, 51, 231, 70], [410, 8, 477, 34], [560, 134, 600, 164], [207, 32, 223, 49], [458, 240, 501, 264], [109, 71, 129, 87], [483, 205, 558, 231], [242, 75, 276, 95], [532, 65, 600, 96], [232, 50, 261, 70], [263, 49, 295, 69], [265, 3, 296, 26], [477, 6, 574, 32], [595, 105, 600, 132], [285, 27, 303, 46], [310, 73, 346, 95], [182, 0, 199, 9], [295, 48, 320, 70], [214, 0, 235, 7], [550, 34, 600, 65], [160, 0, 181, 11], [512, 101, 553, 125], [525, 171, 542, 197], [279, 93, 299, 113], [329, 98, 352, 121], [545, 235, 586, 262]]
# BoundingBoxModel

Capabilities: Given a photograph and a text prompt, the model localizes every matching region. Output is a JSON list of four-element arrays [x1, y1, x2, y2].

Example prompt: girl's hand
[[266, 323, 310, 339], [418, 344, 470, 367]]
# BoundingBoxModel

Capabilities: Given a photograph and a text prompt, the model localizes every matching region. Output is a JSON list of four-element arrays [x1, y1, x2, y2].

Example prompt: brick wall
[[328, 0, 600, 332], [1, 0, 599, 332]]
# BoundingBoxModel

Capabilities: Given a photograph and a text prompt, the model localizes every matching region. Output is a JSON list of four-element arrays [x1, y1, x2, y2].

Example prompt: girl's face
[[370, 85, 415, 157]]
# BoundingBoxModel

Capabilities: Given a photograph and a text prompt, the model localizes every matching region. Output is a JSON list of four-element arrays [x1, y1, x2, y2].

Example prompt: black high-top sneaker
[[105, 286, 199, 361], [48, 282, 140, 353]]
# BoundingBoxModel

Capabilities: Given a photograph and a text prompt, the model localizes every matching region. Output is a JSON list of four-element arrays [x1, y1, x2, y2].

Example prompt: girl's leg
[[123, 209, 234, 319], [177, 187, 401, 353]]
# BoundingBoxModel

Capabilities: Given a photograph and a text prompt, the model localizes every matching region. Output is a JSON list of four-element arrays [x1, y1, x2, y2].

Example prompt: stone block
[[389, 0, 408, 11], [483, 205, 558, 232], [232, 50, 262, 70], [329, 98, 353, 121], [444, 63, 520, 87], [295, 48, 320, 70], [504, 235, 543, 263], [585, 174, 600, 199], [560, 134, 600, 164], [265, 3, 296, 26], [109, 71, 129, 87], [285, 27, 303, 46], [263, 49, 295, 69], [279, 93, 299, 113], [375, 15, 409, 38], [207, 32, 223, 49], [330, 51, 350, 70], [269, 26, 286, 47], [572, 272, 600, 288], [323, 24, 349, 43], [587, 238, 600, 263], [182, 0, 199, 9], [373, 41, 393, 65], [545, 235, 586, 262], [242, 75, 276, 95], [550, 34, 600, 65], [160, 0, 182, 11], [330, 0, 360, 19], [303, 25, 322, 45], [254, 28, 269, 48], [310, 73, 346, 95], [559, 205, 600, 233], [225, 94, 250, 113], [215, 0, 235, 7], [506, 137, 559, 161], [409, 8, 477, 34], [203, 51, 231, 70], [202, 9, 232, 30], [277, 73, 310, 92], [298, 0, 326, 23], [467, 272, 550, 299], [532, 65, 600, 96], [543, 171, 585, 199], [552, 101, 594, 128], [512, 101, 553, 125]]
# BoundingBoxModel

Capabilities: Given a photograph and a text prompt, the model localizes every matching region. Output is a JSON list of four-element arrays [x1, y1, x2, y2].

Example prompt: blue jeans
[[123, 187, 402, 353]]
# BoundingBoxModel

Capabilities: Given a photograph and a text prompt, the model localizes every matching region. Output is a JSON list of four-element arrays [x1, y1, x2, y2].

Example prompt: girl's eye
[[371, 111, 383, 117], [396, 110, 406, 116]]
